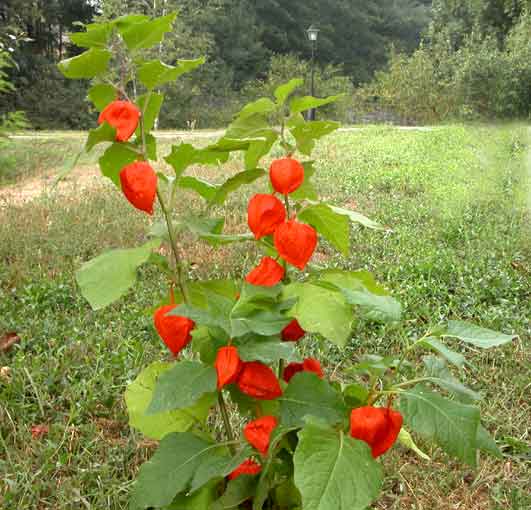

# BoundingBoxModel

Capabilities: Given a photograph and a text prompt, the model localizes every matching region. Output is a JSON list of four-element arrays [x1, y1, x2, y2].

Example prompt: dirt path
[[1, 126, 436, 207], [9, 129, 226, 141], [8, 125, 434, 141], [0, 164, 105, 208]]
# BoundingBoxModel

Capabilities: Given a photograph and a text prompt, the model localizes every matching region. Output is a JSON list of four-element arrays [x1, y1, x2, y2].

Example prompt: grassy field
[[0, 125, 530, 509]]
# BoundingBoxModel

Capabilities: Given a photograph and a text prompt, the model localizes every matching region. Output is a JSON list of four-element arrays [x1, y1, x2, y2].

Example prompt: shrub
[[357, 12, 531, 123]]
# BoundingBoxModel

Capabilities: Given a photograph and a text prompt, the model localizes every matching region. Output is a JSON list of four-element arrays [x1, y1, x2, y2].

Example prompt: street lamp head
[[306, 25, 319, 42]]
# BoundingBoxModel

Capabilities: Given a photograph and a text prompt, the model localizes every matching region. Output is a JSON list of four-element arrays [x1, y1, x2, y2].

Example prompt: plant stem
[[156, 190, 189, 304], [388, 329, 432, 387], [218, 392, 236, 454], [140, 91, 152, 158], [278, 359, 285, 379], [390, 377, 431, 390], [283, 193, 291, 219], [366, 375, 380, 406], [137, 97, 189, 305]]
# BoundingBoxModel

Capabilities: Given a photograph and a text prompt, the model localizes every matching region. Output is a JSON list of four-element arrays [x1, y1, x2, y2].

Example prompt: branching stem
[[218, 392, 236, 454]]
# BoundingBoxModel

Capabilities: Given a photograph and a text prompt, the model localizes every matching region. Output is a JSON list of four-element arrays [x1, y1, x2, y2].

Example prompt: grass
[[1, 124, 530, 509]]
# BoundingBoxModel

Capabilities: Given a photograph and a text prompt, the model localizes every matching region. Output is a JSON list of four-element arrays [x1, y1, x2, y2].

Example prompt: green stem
[[278, 359, 285, 379], [140, 91, 152, 158], [390, 377, 431, 390], [283, 193, 291, 219], [389, 329, 432, 386], [218, 392, 236, 454], [366, 375, 380, 406], [156, 190, 189, 304]]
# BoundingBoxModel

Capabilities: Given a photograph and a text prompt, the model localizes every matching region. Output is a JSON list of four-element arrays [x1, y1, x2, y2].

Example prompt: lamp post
[[306, 25, 319, 121]]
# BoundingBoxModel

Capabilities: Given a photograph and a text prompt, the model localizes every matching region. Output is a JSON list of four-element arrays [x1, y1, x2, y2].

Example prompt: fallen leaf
[[31, 424, 49, 439], [0, 366, 11, 382], [0, 332, 21, 353]]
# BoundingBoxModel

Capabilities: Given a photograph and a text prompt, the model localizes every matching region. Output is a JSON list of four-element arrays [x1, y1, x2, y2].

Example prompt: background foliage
[[0, 1, 529, 126], [0, 0, 430, 129], [357, 0, 531, 123]]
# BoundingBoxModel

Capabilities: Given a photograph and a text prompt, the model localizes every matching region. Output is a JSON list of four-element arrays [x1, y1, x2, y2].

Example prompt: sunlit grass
[[0, 124, 529, 509]]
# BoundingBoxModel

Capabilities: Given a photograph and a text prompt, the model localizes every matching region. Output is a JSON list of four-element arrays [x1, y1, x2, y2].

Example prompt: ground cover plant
[[1, 15, 530, 510]]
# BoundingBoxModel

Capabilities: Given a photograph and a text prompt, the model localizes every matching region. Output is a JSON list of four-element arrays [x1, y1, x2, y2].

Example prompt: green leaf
[[298, 203, 350, 256], [293, 424, 383, 510], [136, 92, 164, 133], [319, 269, 401, 323], [319, 269, 387, 294], [147, 252, 171, 274], [349, 355, 400, 377], [244, 133, 278, 170], [147, 361, 217, 415], [164, 482, 217, 510], [175, 300, 232, 335], [76, 239, 160, 310], [68, 23, 113, 48], [224, 113, 274, 142], [131, 432, 216, 509], [290, 121, 340, 156], [99, 143, 138, 187], [182, 216, 224, 237], [88, 83, 116, 111], [238, 97, 277, 119], [86, 121, 116, 152], [165, 143, 230, 179], [280, 372, 347, 428], [178, 176, 218, 201], [422, 355, 481, 402], [119, 12, 177, 51], [199, 232, 254, 246], [397, 428, 431, 461], [191, 327, 226, 364], [138, 57, 205, 90], [343, 383, 369, 408], [290, 161, 318, 201], [252, 426, 296, 510], [283, 282, 353, 347], [289, 94, 344, 114], [236, 335, 299, 364], [125, 361, 214, 440], [274, 479, 302, 510], [443, 321, 516, 348], [418, 337, 466, 368], [178, 216, 253, 246], [211, 475, 258, 510], [400, 385, 480, 466], [327, 204, 383, 230], [190, 446, 254, 493], [275, 78, 304, 106], [230, 283, 292, 338], [476, 425, 503, 458], [212, 169, 266, 205], [207, 138, 250, 153], [185, 280, 238, 309], [144, 133, 157, 160], [58, 48, 111, 79], [113, 14, 149, 28], [340, 289, 402, 323]]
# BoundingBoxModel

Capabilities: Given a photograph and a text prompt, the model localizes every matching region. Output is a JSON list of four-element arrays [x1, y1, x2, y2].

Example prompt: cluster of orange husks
[[99, 100, 402, 479]]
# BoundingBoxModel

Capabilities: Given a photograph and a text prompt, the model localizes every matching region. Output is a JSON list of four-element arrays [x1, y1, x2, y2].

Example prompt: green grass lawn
[[1, 125, 530, 509]]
